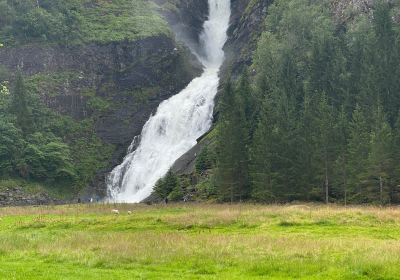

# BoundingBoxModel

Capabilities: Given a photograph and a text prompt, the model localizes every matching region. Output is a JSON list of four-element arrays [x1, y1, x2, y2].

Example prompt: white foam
[[107, 0, 231, 203]]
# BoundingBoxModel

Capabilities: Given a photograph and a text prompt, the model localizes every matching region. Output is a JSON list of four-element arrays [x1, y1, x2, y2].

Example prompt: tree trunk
[[380, 175, 383, 206], [325, 171, 329, 204], [343, 154, 347, 206], [230, 183, 234, 204], [325, 152, 329, 204]]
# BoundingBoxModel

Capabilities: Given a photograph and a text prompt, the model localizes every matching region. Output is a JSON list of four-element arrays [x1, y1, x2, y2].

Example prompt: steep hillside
[[168, 0, 400, 205], [0, 0, 207, 202]]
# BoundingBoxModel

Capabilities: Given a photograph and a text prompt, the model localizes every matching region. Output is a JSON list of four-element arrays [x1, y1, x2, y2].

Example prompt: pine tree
[[391, 113, 400, 202], [347, 105, 370, 202], [372, 0, 399, 124], [234, 72, 252, 200], [273, 91, 300, 200], [367, 103, 393, 204], [236, 69, 257, 138], [215, 81, 237, 202], [10, 72, 32, 135], [333, 106, 349, 205], [215, 80, 250, 202], [314, 93, 336, 204], [250, 99, 275, 202], [253, 88, 300, 201], [154, 170, 178, 200], [195, 146, 213, 175], [297, 91, 318, 200]]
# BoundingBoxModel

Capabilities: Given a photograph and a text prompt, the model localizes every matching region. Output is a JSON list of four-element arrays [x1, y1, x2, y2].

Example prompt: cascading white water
[[107, 0, 231, 203]]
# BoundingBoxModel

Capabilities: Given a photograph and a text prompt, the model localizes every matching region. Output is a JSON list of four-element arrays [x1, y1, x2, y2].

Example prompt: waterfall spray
[[107, 0, 231, 202]]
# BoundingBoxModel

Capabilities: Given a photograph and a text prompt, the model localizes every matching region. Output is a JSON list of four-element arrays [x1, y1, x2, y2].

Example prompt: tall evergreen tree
[[10, 72, 32, 135], [347, 105, 370, 202], [297, 91, 318, 200], [215, 80, 249, 202], [333, 106, 349, 204], [154, 170, 178, 201], [372, 0, 399, 124], [367, 103, 393, 204], [314, 93, 336, 203], [234, 76, 251, 201], [250, 99, 275, 202], [391, 113, 400, 202], [236, 69, 257, 138]]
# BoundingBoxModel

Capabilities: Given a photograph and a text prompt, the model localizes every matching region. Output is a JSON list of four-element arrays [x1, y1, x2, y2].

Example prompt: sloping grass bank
[[0, 0, 171, 46], [0, 204, 399, 279]]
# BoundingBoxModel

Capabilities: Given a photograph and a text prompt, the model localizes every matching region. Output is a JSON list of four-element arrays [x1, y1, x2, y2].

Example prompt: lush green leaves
[[0, 73, 113, 192], [154, 170, 178, 200]]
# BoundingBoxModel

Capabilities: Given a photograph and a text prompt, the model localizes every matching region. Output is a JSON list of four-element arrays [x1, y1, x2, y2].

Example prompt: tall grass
[[0, 203, 399, 279]]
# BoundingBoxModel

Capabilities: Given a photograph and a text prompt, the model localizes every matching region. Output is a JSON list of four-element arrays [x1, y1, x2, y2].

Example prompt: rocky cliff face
[[0, 36, 198, 119], [223, 0, 271, 77], [157, 0, 209, 52]]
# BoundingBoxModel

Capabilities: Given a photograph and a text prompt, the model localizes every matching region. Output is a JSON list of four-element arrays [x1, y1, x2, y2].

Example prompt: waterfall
[[107, 0, 231, 203]]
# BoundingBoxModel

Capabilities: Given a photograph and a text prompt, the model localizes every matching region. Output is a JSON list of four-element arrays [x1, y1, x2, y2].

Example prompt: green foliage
[[0, 0, 170, 45], [20, 133, 77, 183], [215, 79, 250, 202], [194, 178, 217, 201], [154, 170, 178, 200], [5, 88, 79, 183], [367, 104, 393, 203], [0, 120, 24, 175], [195, 146, 214, 174], [10, 73, 33, 135], [0, 73, 114, 193], [213, 0, 400, 204], [86, 96, 111, 113], [167, 184, 184, 202]]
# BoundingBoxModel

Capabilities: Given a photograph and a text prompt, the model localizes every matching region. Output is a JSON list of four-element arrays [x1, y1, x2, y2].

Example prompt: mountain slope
[[169, 0, 400, 205], [0, 0, 207, 202]]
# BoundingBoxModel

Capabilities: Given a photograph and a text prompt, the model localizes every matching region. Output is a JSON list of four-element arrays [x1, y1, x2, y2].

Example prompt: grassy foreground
[[0, 204, 400, 279]]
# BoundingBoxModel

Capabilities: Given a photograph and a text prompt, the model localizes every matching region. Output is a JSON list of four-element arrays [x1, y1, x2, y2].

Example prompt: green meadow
[[0, 204, 399, 279]]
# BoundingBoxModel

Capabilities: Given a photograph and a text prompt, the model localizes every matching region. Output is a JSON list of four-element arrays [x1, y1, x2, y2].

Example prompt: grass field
[[0, 203, 400, 279]]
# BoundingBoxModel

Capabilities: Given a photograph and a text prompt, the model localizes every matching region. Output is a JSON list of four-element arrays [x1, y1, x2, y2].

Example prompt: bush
[[154, 170, 178, 200], [0, 120, 24, 175], [168, 186, 184, 202]]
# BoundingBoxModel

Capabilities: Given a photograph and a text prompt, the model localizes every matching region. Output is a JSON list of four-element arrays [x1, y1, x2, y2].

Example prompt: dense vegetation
[[1, 204, 400, 279], [212, 0, 400, 204], [0, 0, 170, 45], [155, 0, 400, 205], [0, 72, 114, 193], [0, 0, 178, 196]]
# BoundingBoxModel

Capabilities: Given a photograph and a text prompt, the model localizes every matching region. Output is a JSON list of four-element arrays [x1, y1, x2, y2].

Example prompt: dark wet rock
[[156, 0, 209, 51], [0, 186, 62, 207], [171, 137, 212, 175], [223, 0, 271, 78]]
